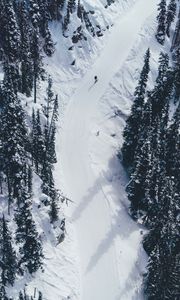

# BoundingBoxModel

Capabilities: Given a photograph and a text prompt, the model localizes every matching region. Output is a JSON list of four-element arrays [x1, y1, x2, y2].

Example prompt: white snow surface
[[54, 0, 159, 300], [2, 0, 167, 299]]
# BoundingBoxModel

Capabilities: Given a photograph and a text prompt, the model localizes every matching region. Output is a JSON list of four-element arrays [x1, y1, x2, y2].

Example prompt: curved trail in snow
[[61, 1, 157, 299]]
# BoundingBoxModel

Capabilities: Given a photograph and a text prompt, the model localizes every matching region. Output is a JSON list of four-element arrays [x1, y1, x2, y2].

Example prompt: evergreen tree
[[38, 291, 43, 300], [3, 60, 20, 95], [42, 77, 58, 165], [37, 0, 55, 56], [122, 49, 150, 168], [160, 178, 179, 256], [77, 0, 83, 21], [166, 0, 177, 37], [0, 69, 28, 212], [150, 52, 173, 116], [48, 0, 65, 20], [15, 189, 44, 274], [156, 52, 169, 85], [43, 27, 55, 57], [37, 0, 50, 36], [107, 0, 115, 6], [166, 103, 180, 181], [144, 245, 162, 299], [0, 285, 8, 300], [173, 48, 180, 99], [27, 166, 33, 195], [166, 254, 180, 299], [17, 0, 33, 96], [0, 216, 17, 286], [63, 8, 70, 33], [36, 110, 46, 170], [31, 108, 37, 168], [144, 180, 180, 299], [30, 29, 44, 103], [49, 183, 59, 223], [29, 0, 40, 29], [127, 128, 153, 219], [156, 0, 167, 45], [41, 161, 59, 222], [68, 0, 76, 14], [48, 125, 57, 164], [83, 10, 95, 36], [19, 291, 24, 300], [31, 109, 45, 173], [0, 1, 20, 62]]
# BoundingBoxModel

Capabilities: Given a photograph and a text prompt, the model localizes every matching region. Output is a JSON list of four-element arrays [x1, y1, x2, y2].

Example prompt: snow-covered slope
[[59, 1, 158, 300], [1, 0, 178, 299], [5, 0, 163, 298], [45, 0, 161, 299]]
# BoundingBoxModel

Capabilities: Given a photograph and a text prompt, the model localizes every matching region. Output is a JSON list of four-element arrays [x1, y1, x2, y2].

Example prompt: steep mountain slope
[[44, 0, 163, 299], [1, 0, 178, 299], [59, 1, 158, 300]]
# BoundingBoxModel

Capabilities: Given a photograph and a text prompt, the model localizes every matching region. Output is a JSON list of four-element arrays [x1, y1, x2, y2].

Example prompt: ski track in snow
[[60, 1, 158, 299]]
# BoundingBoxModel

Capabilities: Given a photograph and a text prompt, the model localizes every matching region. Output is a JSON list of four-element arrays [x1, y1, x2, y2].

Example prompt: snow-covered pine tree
[[166, 0, 177, 37], [18, 291, 24, 300], [171, 8, 180, 51], [37, 0, 50, 36], [17, 0, 33, 96], [37, 0, 55, 56], [83, 9, 95, 36], [173, 48, 180, 99], [27, 166, 33, 195], [42, 84, 59, 218], [0, 1, 20, 62], [48, 0, 65, 20], [29, 0, 40, 29], [0, 67, 28, 212], [43, 27, 55, 57], [36, 109, 46, 171], [15, 188, 44, 274], [144, 245, 163, 300], [0, 215, 17, 286], [3, 60, 21, 96], [166, 103, 180, 183], [144, 177, 180, 299], [41, 161, 59, 222], [49, 186, 59, 223], [48, 125, 57, 165], [63, 8, 70, 33], [0, 285, 8, 300], [106, 0, 115, 7], [31, 109, 45, 174], [156, 52, 169, 85], [122, 49, 150, 169], [127, 126, 153, 219], [68, 0, 76, 14], [77, 0, 83, 21], [156, 0, 167, 45], [31, 29, 44, 103], [144, 118, 167, 227], [43, 76, 58, 165], [150, 52, 174, 116], [43, 75, 56, 125], [40, 78, 59, 222]]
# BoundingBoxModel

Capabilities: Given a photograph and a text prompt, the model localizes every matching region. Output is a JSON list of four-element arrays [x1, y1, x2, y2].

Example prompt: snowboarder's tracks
[[61, 0, 157, 299]]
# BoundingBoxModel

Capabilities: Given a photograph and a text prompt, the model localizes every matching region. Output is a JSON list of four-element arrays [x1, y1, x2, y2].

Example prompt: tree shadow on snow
[[71, 181, 101, 222], [84, 155, 145, 274]]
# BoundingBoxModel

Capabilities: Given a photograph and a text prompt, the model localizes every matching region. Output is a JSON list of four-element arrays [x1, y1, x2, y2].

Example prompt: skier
[[94, 75, 98, 84]]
